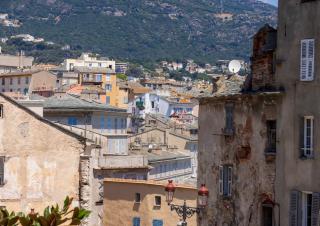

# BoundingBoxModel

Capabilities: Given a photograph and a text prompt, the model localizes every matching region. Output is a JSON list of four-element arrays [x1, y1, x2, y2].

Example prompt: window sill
[[300, 156, 314, 160]]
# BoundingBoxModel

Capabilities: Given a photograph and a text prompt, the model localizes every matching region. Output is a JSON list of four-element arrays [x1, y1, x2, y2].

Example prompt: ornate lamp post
[[165, 180, 209, 226]]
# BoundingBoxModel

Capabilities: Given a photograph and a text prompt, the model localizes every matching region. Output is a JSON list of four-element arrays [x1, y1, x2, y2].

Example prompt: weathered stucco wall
[[198, 95, 279, 226], [103, 179, 197, 226], [0, 95, 84, 213]]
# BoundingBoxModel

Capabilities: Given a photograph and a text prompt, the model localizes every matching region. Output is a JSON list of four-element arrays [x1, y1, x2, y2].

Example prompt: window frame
[[219, 165, 232, 197], [303, 116, 314, 158], [266, 120, 277, 153], [135, 193, 141, 204], [154, 196, 161, 207]]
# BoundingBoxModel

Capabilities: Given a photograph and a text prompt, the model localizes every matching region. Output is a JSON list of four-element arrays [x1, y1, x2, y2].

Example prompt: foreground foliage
[[0, 197, 90, 226]]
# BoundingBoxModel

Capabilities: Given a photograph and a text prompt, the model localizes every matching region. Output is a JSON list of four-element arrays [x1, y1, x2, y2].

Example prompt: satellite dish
[[228, 60, 241, 74]]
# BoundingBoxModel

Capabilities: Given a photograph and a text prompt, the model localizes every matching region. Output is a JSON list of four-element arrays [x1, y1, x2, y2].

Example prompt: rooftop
[[130, 148, 191, 163], [43, 94, 126, 113], [103, 178, 196, 190]]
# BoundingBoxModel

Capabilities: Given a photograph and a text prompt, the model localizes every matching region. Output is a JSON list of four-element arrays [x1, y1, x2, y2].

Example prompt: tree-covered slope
[[0, 0, 277, 64]]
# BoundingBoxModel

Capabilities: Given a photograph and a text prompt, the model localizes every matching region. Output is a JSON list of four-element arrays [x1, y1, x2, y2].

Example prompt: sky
[[260, 0, 278, 6]]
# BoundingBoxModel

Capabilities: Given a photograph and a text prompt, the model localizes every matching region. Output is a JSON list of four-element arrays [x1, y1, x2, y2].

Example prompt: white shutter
[[307, 39, 315, 80], [219, 166, 223, 195], [301, 39, 315, 81]]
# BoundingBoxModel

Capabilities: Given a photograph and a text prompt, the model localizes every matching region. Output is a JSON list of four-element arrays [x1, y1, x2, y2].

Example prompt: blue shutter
[[133, 217, 140, 226], [152, 220, 163, 226]]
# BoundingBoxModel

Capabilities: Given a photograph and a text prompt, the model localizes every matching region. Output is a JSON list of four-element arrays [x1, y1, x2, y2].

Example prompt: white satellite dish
[[228, 60, 241, 74]]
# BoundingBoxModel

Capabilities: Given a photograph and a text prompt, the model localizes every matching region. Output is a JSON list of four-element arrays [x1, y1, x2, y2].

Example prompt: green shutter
[[311, 193, 320, 226]]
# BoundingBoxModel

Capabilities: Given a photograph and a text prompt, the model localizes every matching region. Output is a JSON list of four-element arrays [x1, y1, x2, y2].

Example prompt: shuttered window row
[[300, 39, 315, 81]]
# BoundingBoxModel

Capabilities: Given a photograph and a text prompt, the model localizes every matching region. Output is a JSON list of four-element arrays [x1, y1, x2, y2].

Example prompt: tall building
[[276, 0, 320, 225], [198, 0, 320, 225], [62, 53, 115, 71]]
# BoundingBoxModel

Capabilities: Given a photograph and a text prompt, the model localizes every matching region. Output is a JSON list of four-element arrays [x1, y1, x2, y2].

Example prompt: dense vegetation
[[0, 0, 276, 64]]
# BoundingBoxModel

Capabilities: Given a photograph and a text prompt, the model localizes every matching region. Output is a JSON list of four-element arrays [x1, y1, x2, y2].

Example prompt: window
[[133, 217, 140, 226], [0, 156, 4, 185], [151, 101, 155, 109], [107, 117, 112, 133], [300, 39, 315, 81], [25, 77, 29, 84], [23, 88, 28, 95], [154, 196, 161, 206], [121, 118, 126, 133], [266, 120, 277, 153], [98, 63, 102, 67], [17, 77, 20, 85], [152, 220, 163, 226], [0, 104, 3, 118], [9, 78, 12, 85], [67, 117, 77, 126], [114, 118, 118, 134], [1, 78, 4, 85], [105, 84, 112, 91], [106, 74, 111, 81], [224, 103, 234, 135], [289, 191, 320, 226], [300, 116, 314, 158], [106, 96, 110, 105], [262, 204, 273, 226], [219, 165, 232, 197], [135, 193, 141, 203], [96, 74, 102, 82]]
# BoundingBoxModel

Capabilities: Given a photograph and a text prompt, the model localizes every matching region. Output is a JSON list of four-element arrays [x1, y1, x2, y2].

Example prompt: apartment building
[[0, 53, 33, 73], [0, 70, 57, 97], [276, 0, 320, 225], [62, 53, 115, 71], [43, 94, 129, 155]]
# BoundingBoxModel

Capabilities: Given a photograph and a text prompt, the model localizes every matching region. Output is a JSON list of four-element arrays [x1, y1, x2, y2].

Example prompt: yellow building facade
[[103, 179, 197, 226]]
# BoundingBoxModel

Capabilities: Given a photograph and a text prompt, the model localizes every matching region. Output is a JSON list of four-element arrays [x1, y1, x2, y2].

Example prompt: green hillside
[[0, 0, 277, 64]]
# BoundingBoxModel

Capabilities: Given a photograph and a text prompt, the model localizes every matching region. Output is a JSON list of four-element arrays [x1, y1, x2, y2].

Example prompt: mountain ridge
[[0, 0, 277, 64]]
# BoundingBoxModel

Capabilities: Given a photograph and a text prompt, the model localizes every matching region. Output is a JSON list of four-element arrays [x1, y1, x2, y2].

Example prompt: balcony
[[98, 155, 148, 169]]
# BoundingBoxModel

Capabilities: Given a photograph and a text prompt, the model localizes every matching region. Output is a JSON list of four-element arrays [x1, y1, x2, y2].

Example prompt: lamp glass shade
[[165, 180, 176, 204], [197, 184, 209, 207], [166, 190, 174, 204]]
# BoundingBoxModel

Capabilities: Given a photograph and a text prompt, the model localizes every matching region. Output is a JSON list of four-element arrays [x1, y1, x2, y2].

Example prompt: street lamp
[[165, 180, 209, 226]]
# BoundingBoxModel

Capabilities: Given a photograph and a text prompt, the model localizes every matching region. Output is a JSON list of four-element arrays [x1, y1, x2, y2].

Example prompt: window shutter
[[133, 217, 140, 226], [219, 166, 223, 195], [227, 166, 232, 196], [299, 117, 305, 158], [307, 39, 315, 80], [0, 157, 4, 185], [301, 40, 308, 80], [289, 190, 301, 226], [311, 193, 320, 226], [301, 39, 315, 81]]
